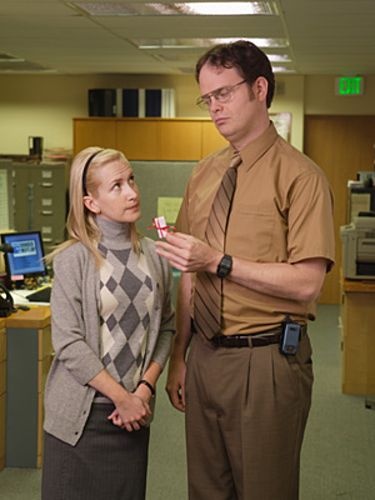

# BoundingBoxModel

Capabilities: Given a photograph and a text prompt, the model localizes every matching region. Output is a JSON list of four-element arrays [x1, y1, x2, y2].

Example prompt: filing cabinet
[[2, 161, 69, 253]]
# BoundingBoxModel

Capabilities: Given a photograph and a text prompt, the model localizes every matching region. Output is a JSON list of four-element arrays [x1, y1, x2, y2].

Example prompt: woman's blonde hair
[[46, 147, 141, 265]]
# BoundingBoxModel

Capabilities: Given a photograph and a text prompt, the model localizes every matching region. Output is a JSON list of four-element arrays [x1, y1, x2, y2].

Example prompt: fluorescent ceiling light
[[175, 2, 276, 15], [135, 38, 288, 49], [71, 2, 277, 16], [272, 66, 295, 73], [268, 54, 291, 63]]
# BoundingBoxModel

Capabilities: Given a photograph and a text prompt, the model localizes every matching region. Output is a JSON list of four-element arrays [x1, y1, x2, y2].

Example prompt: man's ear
[[253, 76, 268, 102], [83, 195, 100, 214]]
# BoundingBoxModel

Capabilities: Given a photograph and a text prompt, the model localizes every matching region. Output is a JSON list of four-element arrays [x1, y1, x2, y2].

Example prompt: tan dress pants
[[185, 332, 313, 500]]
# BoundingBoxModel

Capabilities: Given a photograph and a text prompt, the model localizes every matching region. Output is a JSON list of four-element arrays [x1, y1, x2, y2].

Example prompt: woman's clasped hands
[[108, 389, 152, 432]]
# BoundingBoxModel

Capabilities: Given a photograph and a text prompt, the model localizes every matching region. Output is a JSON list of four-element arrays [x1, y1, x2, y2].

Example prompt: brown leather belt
[[211, 324, 307, 348], [211, 329, 282, 348]]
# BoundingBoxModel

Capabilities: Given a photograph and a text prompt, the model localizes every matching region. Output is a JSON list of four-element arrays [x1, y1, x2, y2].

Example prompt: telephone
[[0, 284, 15, 317]]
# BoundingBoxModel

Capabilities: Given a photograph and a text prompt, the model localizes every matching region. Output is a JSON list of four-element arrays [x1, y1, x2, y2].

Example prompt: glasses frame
[[196, 79, 247, 110]]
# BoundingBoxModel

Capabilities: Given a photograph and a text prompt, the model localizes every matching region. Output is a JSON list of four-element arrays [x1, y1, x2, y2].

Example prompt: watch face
[[217, 255, 232, 278]]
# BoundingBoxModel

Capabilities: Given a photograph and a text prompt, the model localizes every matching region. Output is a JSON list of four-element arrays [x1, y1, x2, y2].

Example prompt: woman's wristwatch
[[136, 379, 156, 396]]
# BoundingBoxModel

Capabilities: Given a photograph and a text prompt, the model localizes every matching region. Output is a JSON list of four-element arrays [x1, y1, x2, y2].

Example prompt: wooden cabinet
[[201, 120, 227, 157], [158, 120, 202, 160], [0, 318, 5, 472], [73, 118, 228, 160], [74, 118, 117, 153], [341, 279, 375, 395], [116, 120, 159, 160], [5, 307, 52, 468]]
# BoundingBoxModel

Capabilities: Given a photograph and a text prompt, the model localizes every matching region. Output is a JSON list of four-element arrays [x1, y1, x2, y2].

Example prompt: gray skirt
[[42, 403, 150, 500]]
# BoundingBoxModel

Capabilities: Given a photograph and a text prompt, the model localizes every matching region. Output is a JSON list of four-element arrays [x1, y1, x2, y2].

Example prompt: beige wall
[[0, 73, 374, 155], [305, 75, 375, 115]]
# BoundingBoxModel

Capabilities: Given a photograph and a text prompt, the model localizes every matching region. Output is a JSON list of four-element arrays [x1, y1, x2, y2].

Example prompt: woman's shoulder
[[53, 240, 89, 267]]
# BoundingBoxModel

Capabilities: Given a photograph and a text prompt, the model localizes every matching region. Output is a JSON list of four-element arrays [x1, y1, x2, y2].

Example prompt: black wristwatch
[[216, 254, 233, 279]]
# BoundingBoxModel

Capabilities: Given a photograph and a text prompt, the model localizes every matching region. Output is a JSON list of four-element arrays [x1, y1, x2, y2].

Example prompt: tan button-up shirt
[[176, 122, 335, 334]]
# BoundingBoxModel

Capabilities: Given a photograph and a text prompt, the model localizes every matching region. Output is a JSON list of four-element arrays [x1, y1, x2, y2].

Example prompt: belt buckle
[[244, 336, 252, 348], [231, 335, 251, 348]]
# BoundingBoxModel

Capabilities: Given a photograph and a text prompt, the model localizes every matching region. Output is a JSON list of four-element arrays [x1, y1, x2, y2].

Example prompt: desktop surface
[[11, 285, 51, 306]]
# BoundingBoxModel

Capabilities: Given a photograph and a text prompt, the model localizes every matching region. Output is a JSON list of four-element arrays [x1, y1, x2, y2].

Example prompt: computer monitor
[[0, 231, 47, 282]]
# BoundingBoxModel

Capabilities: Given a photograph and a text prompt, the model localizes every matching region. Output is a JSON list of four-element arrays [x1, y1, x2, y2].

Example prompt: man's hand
[[166, 356, 187, 412], [155, 231, 221, 274]]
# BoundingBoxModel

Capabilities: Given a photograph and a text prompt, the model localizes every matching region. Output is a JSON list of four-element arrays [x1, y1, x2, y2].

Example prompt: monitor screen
[[0, 231, 47, 280]]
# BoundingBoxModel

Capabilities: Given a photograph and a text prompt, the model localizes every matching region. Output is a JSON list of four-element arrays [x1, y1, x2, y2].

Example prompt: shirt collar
[[238, 121, 279, 172]]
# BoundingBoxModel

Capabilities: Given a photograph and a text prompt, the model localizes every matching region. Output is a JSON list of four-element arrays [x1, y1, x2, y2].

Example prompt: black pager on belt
[[280, 318, 301, 356]]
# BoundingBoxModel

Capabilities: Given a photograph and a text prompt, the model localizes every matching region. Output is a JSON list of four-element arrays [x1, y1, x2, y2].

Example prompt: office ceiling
[[0, 0, 374, 76]]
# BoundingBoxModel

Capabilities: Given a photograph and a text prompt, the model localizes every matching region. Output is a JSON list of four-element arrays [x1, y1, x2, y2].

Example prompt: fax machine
[[341, 215, 375, 279]]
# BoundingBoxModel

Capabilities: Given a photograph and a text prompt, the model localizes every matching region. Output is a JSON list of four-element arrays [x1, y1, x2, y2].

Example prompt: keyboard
[[26, 286, 52, 303]]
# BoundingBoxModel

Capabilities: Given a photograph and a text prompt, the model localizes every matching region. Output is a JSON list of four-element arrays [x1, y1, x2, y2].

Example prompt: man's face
[[198, 63, 267, 149]]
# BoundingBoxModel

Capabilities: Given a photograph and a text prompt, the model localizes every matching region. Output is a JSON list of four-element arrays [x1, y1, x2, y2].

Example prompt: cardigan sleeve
[[140, 238, 175, 370], [150, 253, 175, 369], [50, 244, 104, 386]]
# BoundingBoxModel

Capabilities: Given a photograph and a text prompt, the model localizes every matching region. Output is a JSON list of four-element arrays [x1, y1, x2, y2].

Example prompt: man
[[155, 40, 335, 500]]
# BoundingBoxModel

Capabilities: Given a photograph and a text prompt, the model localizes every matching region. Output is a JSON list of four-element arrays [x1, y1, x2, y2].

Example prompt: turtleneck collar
[[96, 216, 131, 244]]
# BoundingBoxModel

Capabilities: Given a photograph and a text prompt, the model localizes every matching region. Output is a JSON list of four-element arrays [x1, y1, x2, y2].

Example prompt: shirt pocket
[[227, 203, 276, 260]]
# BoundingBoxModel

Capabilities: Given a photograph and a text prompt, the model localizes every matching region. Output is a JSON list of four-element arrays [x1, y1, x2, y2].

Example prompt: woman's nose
[[125, 184, 138, 199]]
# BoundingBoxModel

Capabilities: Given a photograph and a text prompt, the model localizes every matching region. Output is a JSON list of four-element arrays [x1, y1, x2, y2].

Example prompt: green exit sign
[[335, 76, 364, 96]]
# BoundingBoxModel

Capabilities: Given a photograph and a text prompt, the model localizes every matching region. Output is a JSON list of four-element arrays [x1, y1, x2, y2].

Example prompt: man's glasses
[[196, 80, 247, 110]]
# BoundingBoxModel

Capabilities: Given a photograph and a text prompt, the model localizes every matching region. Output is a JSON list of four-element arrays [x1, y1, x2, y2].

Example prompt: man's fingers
[[166, 387, 186, 413]]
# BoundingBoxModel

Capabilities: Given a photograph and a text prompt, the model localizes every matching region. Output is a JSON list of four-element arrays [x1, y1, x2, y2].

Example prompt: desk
[[10, 288, 50, 307], [341, 279, 375, 396], [5, 306, 52, 468]]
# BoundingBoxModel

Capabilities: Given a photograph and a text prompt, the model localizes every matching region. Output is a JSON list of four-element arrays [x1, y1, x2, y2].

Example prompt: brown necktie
[[194, 152, 242, 339]]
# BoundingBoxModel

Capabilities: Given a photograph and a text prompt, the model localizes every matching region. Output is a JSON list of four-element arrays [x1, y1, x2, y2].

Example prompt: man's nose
[[208, 96, 223, 112]]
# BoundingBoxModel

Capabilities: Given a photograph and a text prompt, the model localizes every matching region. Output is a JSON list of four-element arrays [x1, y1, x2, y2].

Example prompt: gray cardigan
[[44, 237, 175, 445]]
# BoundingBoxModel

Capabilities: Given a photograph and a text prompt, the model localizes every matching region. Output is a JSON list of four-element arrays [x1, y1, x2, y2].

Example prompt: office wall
[[305, 75, 375, 115], [1, 74, 374, 156]]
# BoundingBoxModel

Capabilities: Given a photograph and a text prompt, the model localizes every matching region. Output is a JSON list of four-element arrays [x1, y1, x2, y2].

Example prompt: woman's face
[[84, 159, 141, 224]]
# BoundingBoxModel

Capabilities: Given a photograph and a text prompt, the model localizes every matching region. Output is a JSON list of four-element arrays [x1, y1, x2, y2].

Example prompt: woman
[[42, 147, 175, 500]]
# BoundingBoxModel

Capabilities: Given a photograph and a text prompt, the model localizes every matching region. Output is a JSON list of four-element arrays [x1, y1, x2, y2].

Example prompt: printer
[[341, 215, 375, 279]]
